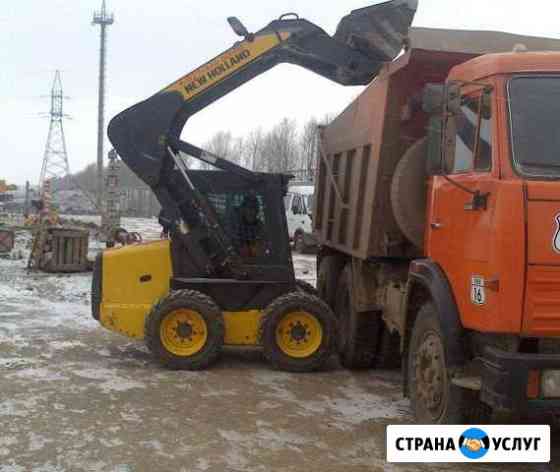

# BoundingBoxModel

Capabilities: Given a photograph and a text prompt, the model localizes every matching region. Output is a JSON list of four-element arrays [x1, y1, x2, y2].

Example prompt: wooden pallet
[[28, 226, 89, 272]]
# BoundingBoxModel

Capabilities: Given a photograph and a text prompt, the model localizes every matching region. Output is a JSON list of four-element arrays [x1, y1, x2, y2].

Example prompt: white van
[[284, 184, 316, 253]]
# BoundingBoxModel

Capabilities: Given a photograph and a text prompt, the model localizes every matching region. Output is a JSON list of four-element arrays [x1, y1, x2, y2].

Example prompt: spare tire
[[391, 138, 428, 249]]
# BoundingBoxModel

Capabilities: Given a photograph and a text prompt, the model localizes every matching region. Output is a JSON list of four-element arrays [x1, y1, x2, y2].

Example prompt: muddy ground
[[0, 228, 558, 471]]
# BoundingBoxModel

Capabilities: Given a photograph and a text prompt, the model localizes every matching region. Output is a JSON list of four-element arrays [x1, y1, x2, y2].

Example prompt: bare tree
[[245, 127, 264, 171], [262, 118, 299, 173], [299, 117, 319, 179], [230, 136, 245, 166], [202, 131, 246, 169], [202, 131, 232, 169]]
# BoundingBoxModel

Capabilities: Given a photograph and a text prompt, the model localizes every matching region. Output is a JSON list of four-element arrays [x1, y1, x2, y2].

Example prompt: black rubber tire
[[144, 289, 224, 370], [260, 291, 336, 372], [375, 326, 402, 369], [407, 302, 465, 423], [295, 279, 318, 297], [317, 254, 344, 310], [335, 264, 380, 369], [294, 232, 306, 254]]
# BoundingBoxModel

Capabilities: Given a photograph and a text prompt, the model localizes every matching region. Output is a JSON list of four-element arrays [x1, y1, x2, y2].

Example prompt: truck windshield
[[509, 76, 560, 177]]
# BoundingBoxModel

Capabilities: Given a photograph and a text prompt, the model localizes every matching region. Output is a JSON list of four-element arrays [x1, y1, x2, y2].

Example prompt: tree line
[[199, 115, 331, 179], [57, 115, 330, 215]]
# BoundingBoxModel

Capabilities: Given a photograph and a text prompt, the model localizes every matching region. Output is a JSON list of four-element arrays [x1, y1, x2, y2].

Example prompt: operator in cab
[[231, 194, 264, 258]]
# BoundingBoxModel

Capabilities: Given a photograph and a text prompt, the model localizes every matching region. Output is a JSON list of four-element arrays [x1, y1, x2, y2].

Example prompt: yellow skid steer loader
[[92, 0, 418, 371]]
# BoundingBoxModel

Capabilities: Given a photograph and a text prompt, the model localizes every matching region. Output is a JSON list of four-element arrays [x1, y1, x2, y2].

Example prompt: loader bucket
[[334, 0, 418, 62]]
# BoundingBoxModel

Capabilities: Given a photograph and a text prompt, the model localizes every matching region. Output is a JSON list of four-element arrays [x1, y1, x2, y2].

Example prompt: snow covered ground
[[0, 222, 554, 471]]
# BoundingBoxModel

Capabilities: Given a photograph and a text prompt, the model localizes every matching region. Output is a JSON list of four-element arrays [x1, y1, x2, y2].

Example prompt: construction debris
[[0, 229, 15, 255]]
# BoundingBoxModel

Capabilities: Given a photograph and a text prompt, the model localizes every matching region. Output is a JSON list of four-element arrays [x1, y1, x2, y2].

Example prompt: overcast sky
[[3, 0, 560, 185]]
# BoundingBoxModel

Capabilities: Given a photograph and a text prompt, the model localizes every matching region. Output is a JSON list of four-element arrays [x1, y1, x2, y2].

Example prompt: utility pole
[[24, 181, 30, 218], [92, 0, 114, 213]]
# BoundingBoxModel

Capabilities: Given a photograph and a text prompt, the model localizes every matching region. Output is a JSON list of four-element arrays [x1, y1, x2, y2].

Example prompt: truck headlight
[[541, 370, 560, 398]]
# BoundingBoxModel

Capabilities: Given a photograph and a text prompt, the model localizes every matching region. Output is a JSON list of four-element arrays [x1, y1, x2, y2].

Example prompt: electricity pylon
[[39, 70, 71, 193]]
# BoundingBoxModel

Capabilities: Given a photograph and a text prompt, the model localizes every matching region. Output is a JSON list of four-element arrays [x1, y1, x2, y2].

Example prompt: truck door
[[427, 89, 503, 331]]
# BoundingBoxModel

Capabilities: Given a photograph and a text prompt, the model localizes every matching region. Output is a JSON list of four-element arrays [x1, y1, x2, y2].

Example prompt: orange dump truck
[[314, 27, 560, 423]]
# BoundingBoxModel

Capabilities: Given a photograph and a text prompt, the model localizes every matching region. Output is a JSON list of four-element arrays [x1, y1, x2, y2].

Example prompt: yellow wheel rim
[[160, 309, 208, 356], [275, 311, 323, 358]]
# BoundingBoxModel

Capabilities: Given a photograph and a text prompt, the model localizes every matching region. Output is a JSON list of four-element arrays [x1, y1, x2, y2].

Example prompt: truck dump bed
[[313, 27, 560, 261]]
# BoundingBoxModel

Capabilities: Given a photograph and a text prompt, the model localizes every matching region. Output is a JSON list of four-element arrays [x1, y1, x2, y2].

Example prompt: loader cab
[[426, 51, 560, 338], [169, 169, 294, 278]]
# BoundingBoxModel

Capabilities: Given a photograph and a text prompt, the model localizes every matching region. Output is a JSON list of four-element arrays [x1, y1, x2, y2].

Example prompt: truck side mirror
[[422, 83, 445, 113], [227, 17, 250, 39]]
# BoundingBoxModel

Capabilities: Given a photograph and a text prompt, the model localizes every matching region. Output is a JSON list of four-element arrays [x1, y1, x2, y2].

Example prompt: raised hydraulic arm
[[106, 0, 417, 275], [108, 0, 417, 189]]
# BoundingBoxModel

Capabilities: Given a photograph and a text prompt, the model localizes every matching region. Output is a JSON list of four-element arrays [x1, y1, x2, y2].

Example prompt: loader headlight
[[541, 370, 560, 398]]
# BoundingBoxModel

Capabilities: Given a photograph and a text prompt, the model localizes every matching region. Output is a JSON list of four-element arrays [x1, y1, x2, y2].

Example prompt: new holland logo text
[[183, 50, 251, 95], [387, 425, 550, 463]]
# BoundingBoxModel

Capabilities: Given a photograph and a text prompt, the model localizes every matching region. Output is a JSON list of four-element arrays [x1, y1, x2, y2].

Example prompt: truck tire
[[335, 264, 380, 369], [408, 302, 465, 423], [144, 289, 224, 370], [391, 138, 428, 249], [317, 255, 344, 309], [260, 291, 336, 372]]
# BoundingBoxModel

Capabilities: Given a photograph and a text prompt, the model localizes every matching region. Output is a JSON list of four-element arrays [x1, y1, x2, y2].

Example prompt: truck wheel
[[144, 289, 224, 370], [375, 327, 401, 369], [317, 255, 344, 309], [260, 291, 336, 372], [295, 279, 319, 296], [335, 265, 380, 369], [408, 302, 464, 423]]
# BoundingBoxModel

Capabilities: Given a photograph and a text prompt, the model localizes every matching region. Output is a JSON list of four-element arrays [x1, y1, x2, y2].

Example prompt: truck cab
[[425, 51, 560, 415]]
